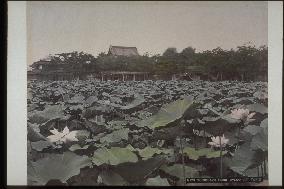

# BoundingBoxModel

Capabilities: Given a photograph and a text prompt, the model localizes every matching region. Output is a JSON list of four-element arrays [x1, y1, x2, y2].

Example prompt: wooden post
[[122, 74, 125, 81], [133, 74, 136, 81], [101, 74, 104, 81]]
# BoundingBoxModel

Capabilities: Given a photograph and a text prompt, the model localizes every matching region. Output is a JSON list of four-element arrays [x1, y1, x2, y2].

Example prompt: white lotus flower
[[97, 175, 103, 184], [208, 134, 229, 148], [230, 108, 256, 123], [47, 126, 79, 143]]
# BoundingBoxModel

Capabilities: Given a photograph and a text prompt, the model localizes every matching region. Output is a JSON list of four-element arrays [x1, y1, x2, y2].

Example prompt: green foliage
[[27, 79, 268, 185], [146, 176, 170, 186], [181, 147, 226, 160], [28, 152, 91, 185], [99, 128, 129, 144], [160, 164, 199, 179], [98, 170, 129, 185], [140, 96, 194, 129], [226, 143, 264, 176], [92, 147, 138, 166], [32, 44, 267, 81], [28, 105, 66, 124], [138, 146, 174, 160]]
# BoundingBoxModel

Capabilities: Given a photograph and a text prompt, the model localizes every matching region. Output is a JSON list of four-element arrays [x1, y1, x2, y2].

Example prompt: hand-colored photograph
[[26, 1, 268, 186]]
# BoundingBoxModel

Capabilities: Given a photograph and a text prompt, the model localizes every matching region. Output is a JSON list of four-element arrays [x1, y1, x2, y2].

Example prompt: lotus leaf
[[113, 156, 166, 183], [243, 125, 263, 136], [246, 103, 267, 114], [250, 129, 268, 151], [69, 144, 89, 152], [99, 170, 129, 186], [160, 164, 199, 179], [146, 176, 170, 186], [141, 96, 194, 129], [260, 118, 268, 129], [181, 147, 225, 160], [226, 143, 263, 176], [138, 146, 174, 160], [31, 140, 52, 151], [92, 147, 138, 166], [28, 152, 91, 185], [99, 128, 129, 144], [28, 105, 65, 124], [203, 115, 241, 136]]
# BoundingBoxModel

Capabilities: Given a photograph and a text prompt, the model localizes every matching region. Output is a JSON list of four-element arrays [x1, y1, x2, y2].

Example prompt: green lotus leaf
[[125, 144, 136, 151], [160, 164, 199, 179], [84, 96, 98, 106], [226, 143, 263, 176], [106, 120, 127, 130], [202, 115, 240, 136], [181, 147, 225, 160], [140, 96, 194, 129], [31, 140, 52, 151], [146, 176, 170, 186], [28, 152, 92, 185], [27, 88, 33, 101], [99, 128, 129, 144], [75, 130, 90, 141], [138, 146, 174, 160], [27, 125, 47, 142], [98, 170, 129, 186], [92, 147, 138, 166], [243, 125, 263, 136], [113, 156, 166, 183], [253, 91, 268, 100], [250, 129, 268, 151], [260, 118, 268, 130], [67, 94, 85, 104], [28, 105, 66, 124], [69, 144, 89, 152], [119, 94, 145, 111], [246, 103, 268, 114]]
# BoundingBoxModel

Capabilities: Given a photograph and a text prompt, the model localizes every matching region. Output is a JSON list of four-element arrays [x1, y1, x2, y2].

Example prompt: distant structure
[[27, 46, 149, 81], [181, 66, 207, 80], [28, 57, 87, 80], [108, 45, 139, 57], [28, 46, 213, 82], [101, 71, 150, 81]]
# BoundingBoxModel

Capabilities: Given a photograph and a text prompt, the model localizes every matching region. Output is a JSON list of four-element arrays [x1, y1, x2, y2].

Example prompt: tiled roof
[[108, 45, 139, 56]]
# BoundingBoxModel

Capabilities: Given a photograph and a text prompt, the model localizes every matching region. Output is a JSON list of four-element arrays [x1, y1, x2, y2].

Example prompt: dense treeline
[[38, 44, 268, 81]]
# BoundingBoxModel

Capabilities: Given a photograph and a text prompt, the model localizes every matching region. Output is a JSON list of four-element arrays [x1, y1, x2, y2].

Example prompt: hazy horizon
[[27, 1, 268, 65]]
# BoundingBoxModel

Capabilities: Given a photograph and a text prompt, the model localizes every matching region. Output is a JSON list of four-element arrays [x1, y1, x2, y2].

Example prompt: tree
[[162, 48, 178, 57], [33, 43, 268, 81], [180, 47, 196, 60]]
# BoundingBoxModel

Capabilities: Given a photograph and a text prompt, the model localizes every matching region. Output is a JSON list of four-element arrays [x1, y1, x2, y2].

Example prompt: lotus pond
[[27, 80, 268, 186]]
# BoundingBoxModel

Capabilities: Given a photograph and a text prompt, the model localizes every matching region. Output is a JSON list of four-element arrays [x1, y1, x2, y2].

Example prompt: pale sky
[[27, 1, 268, 65]]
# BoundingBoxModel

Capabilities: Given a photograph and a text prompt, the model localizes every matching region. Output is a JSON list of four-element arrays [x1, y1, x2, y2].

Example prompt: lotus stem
[[194, 133, 197, 150], [236, 120, 244, 150], [236, 124, 241, 150], [263, 157, 267, 178], [219, 135, 223, 178], [179, 137, 186, 186], [203, 126, 206, 147], [261, 163, 264, 177]]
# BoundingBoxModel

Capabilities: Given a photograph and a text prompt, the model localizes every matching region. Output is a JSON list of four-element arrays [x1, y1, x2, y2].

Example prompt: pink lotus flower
[[208, 134, 229, 148], [230, 108, 256, 123]]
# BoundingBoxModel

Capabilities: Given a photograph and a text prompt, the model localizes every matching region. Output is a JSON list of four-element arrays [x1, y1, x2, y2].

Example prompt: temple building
[[27, 46, 150, 81], [108, 45, 139, 57]]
